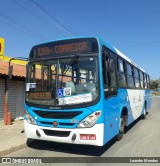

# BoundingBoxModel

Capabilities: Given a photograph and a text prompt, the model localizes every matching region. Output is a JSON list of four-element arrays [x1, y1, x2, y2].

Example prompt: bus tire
[[26, 138, 40, 147], [115, 115, 125, 141], [141, 104, 146, 119]]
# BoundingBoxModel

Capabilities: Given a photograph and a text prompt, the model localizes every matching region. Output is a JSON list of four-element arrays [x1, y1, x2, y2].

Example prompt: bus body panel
[[103, 88, 151, 145], [24, 120, 104, 146], [25, 106, 93, 129], [145, 89, 151, 112], [24, 98, 104, 128], [24, 99, 105, 146]]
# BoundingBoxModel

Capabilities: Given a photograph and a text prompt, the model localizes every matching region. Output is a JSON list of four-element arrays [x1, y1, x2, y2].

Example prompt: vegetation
[[151, 79, 160, 96], [151, 80, 159, 91]]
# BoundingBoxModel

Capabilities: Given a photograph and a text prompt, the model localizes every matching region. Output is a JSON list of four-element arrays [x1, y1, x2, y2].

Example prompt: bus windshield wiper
[[61, 54, 79, 86]]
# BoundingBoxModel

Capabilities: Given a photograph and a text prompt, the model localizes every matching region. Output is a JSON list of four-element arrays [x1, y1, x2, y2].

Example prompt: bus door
[[102, 48, 119, 141]]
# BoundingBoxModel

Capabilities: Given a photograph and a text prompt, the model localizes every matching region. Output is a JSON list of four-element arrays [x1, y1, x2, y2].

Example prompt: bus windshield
[[26, 55, 99, 107]]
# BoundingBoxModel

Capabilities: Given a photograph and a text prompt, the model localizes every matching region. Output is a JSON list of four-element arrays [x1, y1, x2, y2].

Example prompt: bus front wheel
[[115, 115, 125, 141]]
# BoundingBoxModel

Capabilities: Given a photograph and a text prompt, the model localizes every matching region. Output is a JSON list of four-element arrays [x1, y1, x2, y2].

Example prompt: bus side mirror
[[103, 51, 110, 58]]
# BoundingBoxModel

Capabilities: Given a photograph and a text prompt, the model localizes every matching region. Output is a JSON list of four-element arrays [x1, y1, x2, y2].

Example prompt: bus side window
[[140, 71, 144, 88], [126, 63, 134, 88], [103, 51, 118, 98], [108, 58, 117, 87], [118, 58, 127, 87], [102, 53, 108, 85], [134, 68, 140, 88], [144, 74, 147, 89], [147, 75, 150, 89]]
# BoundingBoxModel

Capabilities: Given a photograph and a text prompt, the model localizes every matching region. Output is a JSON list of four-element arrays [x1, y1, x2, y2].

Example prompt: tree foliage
[[150, 80, 159, 91]]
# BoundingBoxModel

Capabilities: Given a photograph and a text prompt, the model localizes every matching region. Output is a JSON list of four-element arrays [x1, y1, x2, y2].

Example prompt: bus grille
[[33, 110, 82, 119], [39, 121, 75, 127], [43, 129, 70, 137]]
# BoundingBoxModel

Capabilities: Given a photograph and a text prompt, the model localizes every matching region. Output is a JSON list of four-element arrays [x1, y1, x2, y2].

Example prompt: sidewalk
[[0, 119, 27, 156]]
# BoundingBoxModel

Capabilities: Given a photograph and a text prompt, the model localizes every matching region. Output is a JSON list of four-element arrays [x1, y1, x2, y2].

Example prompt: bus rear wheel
[[115, 115, 125, 141], [141, 104, 147, 119]]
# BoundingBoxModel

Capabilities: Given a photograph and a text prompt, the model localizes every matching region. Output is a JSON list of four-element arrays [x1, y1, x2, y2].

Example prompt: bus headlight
[[77, 111, 101, 128], [24, 110, 37, 125]]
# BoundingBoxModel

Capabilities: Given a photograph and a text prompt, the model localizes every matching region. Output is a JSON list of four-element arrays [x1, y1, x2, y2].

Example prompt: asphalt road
[[3, 96, 160, 166]]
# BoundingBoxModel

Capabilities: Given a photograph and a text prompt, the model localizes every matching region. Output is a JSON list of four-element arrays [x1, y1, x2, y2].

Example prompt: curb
[[0, 139, 39, 156], [0, 143, 27, 157]]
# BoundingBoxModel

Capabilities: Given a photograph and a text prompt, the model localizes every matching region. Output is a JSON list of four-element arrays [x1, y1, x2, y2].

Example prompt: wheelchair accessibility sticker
[[57, 88, 71, 97]]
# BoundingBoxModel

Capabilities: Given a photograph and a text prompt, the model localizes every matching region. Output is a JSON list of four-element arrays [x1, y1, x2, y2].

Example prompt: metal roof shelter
[[0, 57, 27, 125]]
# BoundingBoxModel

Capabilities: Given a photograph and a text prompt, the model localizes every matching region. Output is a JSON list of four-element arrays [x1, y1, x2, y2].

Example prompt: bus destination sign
[[29, 38, 98, 59], [37, 42, 88, 56]]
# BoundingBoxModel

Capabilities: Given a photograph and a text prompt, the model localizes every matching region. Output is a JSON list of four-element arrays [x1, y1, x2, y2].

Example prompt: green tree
[[150, 80, 159, 91]]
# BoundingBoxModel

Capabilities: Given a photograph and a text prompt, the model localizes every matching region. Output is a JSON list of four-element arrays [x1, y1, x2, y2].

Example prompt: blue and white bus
[[24, 37, 151, 146]]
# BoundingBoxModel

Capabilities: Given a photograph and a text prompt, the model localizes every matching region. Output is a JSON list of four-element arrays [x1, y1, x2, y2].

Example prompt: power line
[[0, 9, 48, 41], [12, 0, 55, 30], [0, 17, 36, 39], [31, 0, 77, 36]]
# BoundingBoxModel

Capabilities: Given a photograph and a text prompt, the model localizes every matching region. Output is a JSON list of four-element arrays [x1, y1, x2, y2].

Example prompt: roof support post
[[4, 78, 9, 125]]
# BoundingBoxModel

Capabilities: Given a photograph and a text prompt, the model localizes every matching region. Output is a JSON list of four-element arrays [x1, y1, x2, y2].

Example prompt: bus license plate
[[80, 134, 96, 140]]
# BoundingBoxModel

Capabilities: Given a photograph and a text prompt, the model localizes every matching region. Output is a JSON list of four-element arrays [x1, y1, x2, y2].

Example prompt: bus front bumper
[[24, 120, 104, 146]]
